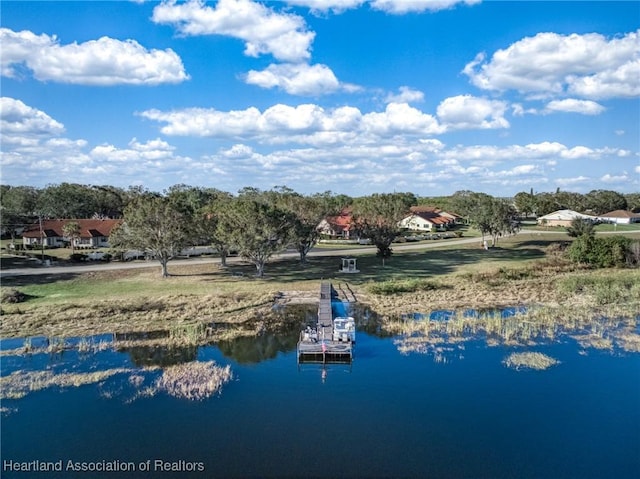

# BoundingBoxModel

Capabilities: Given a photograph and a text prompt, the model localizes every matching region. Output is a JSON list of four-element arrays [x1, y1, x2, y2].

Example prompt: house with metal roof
[[536, 210, 597, 227]]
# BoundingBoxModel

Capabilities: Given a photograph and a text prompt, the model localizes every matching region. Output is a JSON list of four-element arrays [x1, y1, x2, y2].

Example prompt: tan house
[[537, 210, 596, 227], [22, 219, 122, 248]]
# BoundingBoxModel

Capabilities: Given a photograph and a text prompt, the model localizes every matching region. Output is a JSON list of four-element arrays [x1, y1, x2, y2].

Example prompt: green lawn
[[594, 223, 640, 232]]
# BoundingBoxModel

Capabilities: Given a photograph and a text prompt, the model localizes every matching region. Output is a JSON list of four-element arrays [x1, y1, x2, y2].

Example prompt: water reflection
[[389, 307, 640, 363], [217, 329, 299, 363], [2, 303, 638, 409], [120, 344, 198, 368], [2, 306, 638, 478]]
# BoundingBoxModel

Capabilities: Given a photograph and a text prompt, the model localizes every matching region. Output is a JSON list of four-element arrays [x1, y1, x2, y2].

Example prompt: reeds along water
[[503, 352, 560, 371], [387, 306, 640, 353]]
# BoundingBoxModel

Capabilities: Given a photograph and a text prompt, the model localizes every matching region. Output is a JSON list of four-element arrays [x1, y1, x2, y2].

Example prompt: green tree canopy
[[624, 193, 640, 213], [585, 189, 627, 214], [110, 195, 190, 277], [554, 191, 586, 212], [261, 187, 343, 264], [37, 183, 100, 218], [201, 191, 235, 267], [216, 197, 295, 277], [533, 192, 558, 217], [514, 191, 536, 217], [0, 185, 40, 244], [352, 192, 416, 259], [457, 192, 519, 246]]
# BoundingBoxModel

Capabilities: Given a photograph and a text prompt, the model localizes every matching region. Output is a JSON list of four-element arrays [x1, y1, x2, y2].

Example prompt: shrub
[[369, 278, 440, 295], [69, 253, 88, 262], [1, 288, 27, 304], [559, 274, 639, 304], [626, 241, 640, 267], [566, 218, 595, 238], [567, 235, 632, 268]]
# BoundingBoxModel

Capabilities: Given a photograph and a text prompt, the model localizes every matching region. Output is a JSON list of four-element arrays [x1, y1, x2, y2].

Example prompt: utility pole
[[39, 215, 45, 263]]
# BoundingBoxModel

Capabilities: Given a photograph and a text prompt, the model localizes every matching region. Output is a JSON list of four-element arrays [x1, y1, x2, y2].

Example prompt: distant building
[[399, 206, 459, 232], [317, 208, 354, 239], [537, 210, 596, 227], [599, 210, 640, 224], [22, 219, 122, 248]]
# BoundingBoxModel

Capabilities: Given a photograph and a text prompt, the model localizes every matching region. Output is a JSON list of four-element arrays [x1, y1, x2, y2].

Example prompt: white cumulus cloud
[[0, 28, 188, 85], [152, 0, 314, 63], [369, 0, 480, 14], [600, 173, 629, 183], [436, 95, 509, 130], [285, 0, 366, 14], [463, 30, 640, 99], [245, 63, 356, 95], [286, 0, 478, 14], [545, 99, 605, 115], [0, 97, 65, 137], [140, 102, 444, 143], [385, 86, 425, 104]]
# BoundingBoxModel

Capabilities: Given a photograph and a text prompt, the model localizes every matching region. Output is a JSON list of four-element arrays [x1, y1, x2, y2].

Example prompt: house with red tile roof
[[409, 206, 462, 223], [399, 208, 457, 232], [22, 219, 122, 248], [317, 208, 355, 239]]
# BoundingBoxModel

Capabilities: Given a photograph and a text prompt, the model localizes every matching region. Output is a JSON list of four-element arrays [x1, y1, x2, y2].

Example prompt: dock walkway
[[297, 282, 353, 364]]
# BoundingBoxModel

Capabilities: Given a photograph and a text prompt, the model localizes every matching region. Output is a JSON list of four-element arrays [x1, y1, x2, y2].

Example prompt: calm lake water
[[2, 307, 639, 479]]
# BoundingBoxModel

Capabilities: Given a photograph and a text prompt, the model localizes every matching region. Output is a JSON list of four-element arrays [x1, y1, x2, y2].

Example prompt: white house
[[399, 211, 454, 232], [22, 219, 122, 248], [598, 210, 640, 224]]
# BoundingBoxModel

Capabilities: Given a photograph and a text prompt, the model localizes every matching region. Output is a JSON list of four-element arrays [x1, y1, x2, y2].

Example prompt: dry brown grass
[[503, 352, 560, 371], [152, 361, 233, 400], [2, 247, 638, 346], [0, 368, 133, 399]]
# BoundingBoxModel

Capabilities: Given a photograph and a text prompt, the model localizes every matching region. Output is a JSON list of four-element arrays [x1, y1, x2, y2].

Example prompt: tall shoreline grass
[[1, 244, 638, 343]]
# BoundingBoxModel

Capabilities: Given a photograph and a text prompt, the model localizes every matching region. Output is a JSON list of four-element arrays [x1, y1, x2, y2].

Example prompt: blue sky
[[1, 0, 639, 197]]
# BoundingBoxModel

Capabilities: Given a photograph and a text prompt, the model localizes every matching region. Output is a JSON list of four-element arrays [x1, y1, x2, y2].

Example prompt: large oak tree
[[352, 192, 416, 260], [110, 195, 190, 277], [216, 197, 295, 277]]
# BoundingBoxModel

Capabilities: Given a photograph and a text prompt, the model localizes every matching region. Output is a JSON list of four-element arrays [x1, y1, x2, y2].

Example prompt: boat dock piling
[[297, 282, 353, 364]]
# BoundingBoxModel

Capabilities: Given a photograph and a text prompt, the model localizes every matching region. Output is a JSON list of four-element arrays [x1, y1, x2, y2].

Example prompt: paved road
[[2, 229, 637, 278], [0, 235, 484, 277]]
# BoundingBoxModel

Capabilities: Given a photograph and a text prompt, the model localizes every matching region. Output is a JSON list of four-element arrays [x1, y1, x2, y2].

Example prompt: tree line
[[1, 183, 638, 277], [2, 183, 636, 224]]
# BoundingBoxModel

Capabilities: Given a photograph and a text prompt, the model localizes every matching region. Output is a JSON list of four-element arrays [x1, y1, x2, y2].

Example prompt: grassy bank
[[1, 236, 639, 343]]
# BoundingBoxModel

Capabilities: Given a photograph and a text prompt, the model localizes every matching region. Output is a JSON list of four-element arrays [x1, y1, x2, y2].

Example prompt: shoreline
[[1, 267, 638, 341], [2, 239, 639, 346]]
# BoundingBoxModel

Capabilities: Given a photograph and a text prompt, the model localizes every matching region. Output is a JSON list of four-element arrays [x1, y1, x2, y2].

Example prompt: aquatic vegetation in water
[[384, 304, 640, 356], [0, 368, 133, 399], [153, 361, 233, 401], [503, 352, 560, 371]]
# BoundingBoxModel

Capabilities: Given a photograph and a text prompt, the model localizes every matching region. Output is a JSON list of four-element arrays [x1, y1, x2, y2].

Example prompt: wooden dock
[[297, 282, 353, 364]]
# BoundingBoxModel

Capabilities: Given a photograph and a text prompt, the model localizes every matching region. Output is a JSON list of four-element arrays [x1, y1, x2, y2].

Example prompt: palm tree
[[62, 221, 81, 253], [566, 218, 595, 238]]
